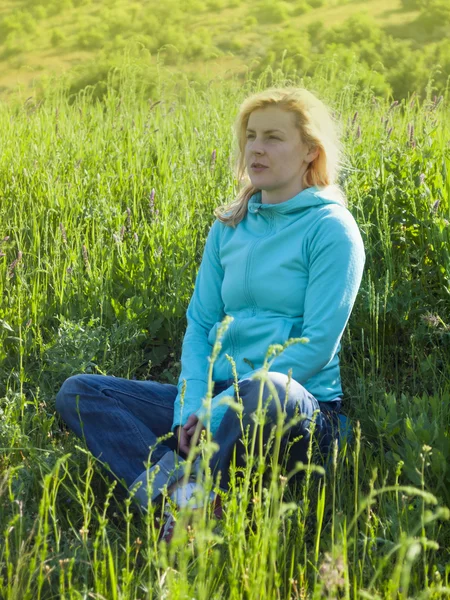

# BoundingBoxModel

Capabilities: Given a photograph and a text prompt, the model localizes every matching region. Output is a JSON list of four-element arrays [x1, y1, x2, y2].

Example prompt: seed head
[[59, 223, 68, 245], [388, 100, 399, 113], [8, 251, 22, 278], [82, 245, 90, 270], [431, 199, 440, 213]]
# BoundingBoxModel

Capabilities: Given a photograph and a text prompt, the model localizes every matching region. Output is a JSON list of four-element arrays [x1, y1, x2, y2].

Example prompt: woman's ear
[[306, 146, 320, 164]]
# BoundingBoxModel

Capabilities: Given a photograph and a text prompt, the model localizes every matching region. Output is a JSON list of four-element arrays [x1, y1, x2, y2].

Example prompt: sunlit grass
[[0, 67, 449, 597]]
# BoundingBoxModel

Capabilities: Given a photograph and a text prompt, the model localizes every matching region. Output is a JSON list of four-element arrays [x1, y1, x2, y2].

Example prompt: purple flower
[[431, 199, 440, 213], [149, 188, 157, 216], [388, 100, 399, 113], [8, 250, 22, 278]]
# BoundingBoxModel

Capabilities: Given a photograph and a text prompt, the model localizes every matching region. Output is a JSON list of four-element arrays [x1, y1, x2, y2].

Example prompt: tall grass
[[0, 68, 449, 598]]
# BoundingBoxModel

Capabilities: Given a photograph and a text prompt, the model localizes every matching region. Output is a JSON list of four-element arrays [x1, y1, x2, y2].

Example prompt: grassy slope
[[0, 0, 421, 96]]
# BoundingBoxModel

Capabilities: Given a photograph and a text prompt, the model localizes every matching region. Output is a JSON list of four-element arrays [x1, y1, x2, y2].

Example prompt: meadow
[[0, 59, 449, 598]]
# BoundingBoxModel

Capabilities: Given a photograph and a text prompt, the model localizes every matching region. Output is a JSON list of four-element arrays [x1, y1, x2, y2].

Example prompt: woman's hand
[[175, 414, 205, 456]]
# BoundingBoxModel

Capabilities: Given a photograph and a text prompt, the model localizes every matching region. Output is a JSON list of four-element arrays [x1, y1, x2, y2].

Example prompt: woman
[[56, 87, 365, 540]]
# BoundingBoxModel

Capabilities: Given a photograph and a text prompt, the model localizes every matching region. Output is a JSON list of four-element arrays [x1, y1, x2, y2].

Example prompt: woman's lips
[[251, 165, 268, 172]]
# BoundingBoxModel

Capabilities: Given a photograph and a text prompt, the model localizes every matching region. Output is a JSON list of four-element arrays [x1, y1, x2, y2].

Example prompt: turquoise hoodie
[[172, 185, 365, 435]]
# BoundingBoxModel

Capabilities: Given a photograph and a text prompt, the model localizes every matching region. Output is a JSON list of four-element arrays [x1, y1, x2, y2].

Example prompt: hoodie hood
[[248, 185, 346, 215]]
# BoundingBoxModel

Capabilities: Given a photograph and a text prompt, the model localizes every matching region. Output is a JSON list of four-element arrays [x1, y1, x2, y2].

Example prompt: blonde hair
[[215, 87, 344, 227]]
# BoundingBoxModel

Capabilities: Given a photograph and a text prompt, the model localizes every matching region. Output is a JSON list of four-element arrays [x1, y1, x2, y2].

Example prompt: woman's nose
[[251, 139, 264, 154]]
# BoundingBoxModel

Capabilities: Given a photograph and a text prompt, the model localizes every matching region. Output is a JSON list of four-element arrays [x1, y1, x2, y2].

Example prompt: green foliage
[[329, 13, 382, 45], [252, 0, 290, 24], [420, 0, 450, 32], [292, 1, 312, 16], [50, 28, 66, 47], [0, 71, 449, 599], [77, 24, 108, 50]]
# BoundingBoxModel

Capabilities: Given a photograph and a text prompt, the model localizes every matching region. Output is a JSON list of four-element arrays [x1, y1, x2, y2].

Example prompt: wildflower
[[407, 123, 415, 147], [82, 245, 90, 270], [149, 188, 158, 217], [388, 100, 399, 113], [387, 127, 393, 139], [419, 173, 425, 185], [133, 232, 139, 244], [8, 251, 22, 278], [211, 149, 217, 169], [66, 266, 73, 275], [113, 233, 120, 244], [420, 312, 440, 328], [432, 95, 443, 110], [318, 552, 345, 593], [431, 199, 440, 213], [126, 207, 132, 231], [356, 125, 361, 139], [352, 112, 358, 126], [59, 223, 68, 245], [120, 226, 125, 241]]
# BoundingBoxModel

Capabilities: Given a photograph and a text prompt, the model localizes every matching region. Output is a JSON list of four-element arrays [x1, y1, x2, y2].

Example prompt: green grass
[[0, 66, 449, 598]]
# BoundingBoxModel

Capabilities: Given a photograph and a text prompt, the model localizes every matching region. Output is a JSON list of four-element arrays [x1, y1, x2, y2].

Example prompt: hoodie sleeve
[[171, 220, 226, 431], [270, 208, 365, 385]]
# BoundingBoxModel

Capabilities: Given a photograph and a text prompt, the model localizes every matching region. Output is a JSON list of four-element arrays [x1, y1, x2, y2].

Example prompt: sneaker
[[129, 451, 186, 509], [158, 483, 223, 544]]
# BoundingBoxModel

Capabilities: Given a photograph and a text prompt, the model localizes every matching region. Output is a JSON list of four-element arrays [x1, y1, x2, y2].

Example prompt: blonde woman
[[56, 87, 365, 541]]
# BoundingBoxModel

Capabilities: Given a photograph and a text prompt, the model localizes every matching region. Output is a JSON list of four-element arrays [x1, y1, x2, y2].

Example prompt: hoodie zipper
[[243, 211, 275, 313]]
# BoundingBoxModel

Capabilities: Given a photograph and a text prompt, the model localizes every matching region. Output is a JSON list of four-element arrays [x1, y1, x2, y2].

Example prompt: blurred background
[[0, 0, 449, 101]]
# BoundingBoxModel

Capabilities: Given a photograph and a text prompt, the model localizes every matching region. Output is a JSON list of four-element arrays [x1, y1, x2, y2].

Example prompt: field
[[0, 65, 449, 597], [1, 0, 450, 597]]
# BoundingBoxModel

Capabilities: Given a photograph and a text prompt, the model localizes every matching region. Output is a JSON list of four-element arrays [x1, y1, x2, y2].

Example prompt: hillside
[[3, 0, 449, 99]]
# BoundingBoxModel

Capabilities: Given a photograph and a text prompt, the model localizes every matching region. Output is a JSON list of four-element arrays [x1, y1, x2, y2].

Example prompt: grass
[[0, 65, 449, 598]]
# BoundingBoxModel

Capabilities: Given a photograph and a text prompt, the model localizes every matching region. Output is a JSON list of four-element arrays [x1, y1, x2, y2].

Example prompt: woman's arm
[[271, 208, 365, 383], [172, 220, 226, 431]]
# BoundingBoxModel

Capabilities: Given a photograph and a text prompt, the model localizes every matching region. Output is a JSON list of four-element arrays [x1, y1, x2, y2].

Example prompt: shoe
[[129, 451, 186, 509], [158, 483, 223, 544]]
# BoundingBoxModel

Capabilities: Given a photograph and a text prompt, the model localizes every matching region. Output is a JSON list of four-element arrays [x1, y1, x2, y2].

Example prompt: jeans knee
[[55, 374, 86, 419], [238, 371, 292, 418]]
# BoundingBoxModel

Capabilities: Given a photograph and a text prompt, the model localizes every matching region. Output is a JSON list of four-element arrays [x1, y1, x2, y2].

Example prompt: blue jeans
[[55, 372, 341, 491]]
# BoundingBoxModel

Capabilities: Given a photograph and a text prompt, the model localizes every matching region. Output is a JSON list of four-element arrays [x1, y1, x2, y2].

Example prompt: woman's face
[[244, 106, 317, 204]]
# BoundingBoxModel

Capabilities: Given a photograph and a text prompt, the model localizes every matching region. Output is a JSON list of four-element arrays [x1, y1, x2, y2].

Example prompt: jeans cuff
[[129, 451, 186, 507]]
